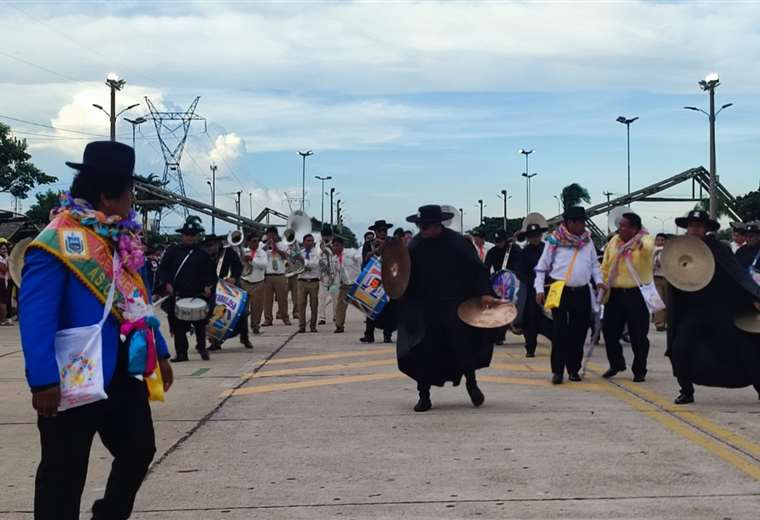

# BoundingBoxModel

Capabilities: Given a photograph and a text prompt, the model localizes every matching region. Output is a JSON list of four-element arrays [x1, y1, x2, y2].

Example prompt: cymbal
[[8, 237, 33, 288], [457, 297, 517, 329], [661, 235, 715, 292], [734, 311, 760, 334], [381, 238, 411, 299]]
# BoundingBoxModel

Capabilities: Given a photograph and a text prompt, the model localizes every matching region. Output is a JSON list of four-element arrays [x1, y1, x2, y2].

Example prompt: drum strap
[[173, 250, 194, 285], [501, 246, 511, 271]]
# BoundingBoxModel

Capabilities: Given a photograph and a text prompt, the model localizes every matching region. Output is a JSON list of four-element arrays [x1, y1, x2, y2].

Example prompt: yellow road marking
[[479, 374, 603, 391], [489, 362, 544, 373], [223, 372, 404, 397], [249, 359, 396, 378], [252, 348, 393, 367]]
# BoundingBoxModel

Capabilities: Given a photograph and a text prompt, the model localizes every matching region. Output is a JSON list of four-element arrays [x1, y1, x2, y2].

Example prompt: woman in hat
[[20, 141, 174, 519], [666, 210, 760, 404], [397, 205, 500, 412]]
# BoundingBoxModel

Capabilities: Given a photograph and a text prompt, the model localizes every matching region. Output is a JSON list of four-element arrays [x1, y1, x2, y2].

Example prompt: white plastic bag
[[625, 258, 665, 315], [55, 253, 118, 411]]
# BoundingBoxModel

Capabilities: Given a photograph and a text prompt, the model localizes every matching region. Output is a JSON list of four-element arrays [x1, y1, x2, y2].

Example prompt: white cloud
[[207, 132, 245, 164]]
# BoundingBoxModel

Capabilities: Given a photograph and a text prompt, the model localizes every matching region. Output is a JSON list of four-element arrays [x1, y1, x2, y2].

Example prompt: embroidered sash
[[28, 212, 147, 322]]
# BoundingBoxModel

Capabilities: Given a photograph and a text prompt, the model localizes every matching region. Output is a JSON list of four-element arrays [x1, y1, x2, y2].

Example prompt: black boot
[[465, 373, 485, 407], [414, 390, 432, 412], [197, 345, 210, 361], [360, 319, 376, 343], [383, 331, 393, 343]]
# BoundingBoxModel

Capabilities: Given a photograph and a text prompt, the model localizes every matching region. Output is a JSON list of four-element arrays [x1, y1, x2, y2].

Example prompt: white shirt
[[534, 241, 603, 294], [336, 248, 362, 286], [298, 247, 321, 280], [241, 247, 268, 284], [265, 241, 288, 275]]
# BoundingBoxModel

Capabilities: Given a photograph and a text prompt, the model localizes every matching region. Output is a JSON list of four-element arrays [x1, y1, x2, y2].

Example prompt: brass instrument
[[227, 229, 251, 277], [283, 210, 312, 278]]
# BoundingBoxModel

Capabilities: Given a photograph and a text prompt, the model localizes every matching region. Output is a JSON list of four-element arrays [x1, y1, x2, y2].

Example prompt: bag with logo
[[544, 248, 580, 311], [55, 253, 118, 411]]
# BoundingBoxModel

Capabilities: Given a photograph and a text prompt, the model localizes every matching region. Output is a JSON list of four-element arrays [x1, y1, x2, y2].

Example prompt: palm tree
[[561, 183, 592, 210]]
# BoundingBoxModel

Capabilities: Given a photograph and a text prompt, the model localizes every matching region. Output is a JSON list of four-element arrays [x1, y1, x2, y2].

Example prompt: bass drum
[[207, 280, 249, 343], [490, 269, 527, 328]]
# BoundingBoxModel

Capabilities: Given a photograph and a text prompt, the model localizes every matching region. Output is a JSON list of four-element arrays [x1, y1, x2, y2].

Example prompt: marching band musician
[[730, 222, 748, 253], [534, 207, 604, 385], [202, 234, 253, 350], [471, 229, 491, 262], [600, 212, 654, 382], [296, 233, 321, 333], [318, 225, 339, 326], [652, 233, 669, 331], [331, 236, 363, 334], [397, 205, 498, 412], [262, 226, 291, 327], [361, 220, 394, 343], [735, 221, 760, 270], [240, 232, 268, 335], [159, 216, 217, 362], [484, 229, 521, 345], [516, 221, 552, 358], [666, 210, 760, 404]]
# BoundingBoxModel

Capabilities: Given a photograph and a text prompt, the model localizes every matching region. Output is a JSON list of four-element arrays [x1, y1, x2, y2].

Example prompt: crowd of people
[[11, 140, 760, 518]]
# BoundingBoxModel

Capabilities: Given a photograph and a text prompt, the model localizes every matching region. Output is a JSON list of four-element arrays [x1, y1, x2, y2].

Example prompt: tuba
[[283, 210, 312, 278], [227, 229, 251, 277]]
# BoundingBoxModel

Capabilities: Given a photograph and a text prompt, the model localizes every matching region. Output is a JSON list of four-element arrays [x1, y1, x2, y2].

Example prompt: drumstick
[[153, 296, 168, 308]]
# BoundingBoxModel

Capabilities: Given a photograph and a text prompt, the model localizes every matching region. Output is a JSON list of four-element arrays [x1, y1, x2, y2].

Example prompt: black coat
[[158, 243, 217, 299], [216, 247, 244, 283], [396, 228, 494, 387], [666, 236, 760, 388], [484, 244, 521, 274], [736, 243, 760, 271]]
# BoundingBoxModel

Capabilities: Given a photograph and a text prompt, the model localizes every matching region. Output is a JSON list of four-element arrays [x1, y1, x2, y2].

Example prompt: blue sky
[[1, 1, 759, 236]]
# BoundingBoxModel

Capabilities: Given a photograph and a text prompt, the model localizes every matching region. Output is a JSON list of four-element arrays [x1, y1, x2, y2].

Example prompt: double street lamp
[[616, 115, 638, 197], [314, 175, 333, 224], [298, 150, 314, 211], [92, 73, 138, 141], [684, 72, 733, 220], [519, 149, 535, 214], [498, 190, 512, 231]]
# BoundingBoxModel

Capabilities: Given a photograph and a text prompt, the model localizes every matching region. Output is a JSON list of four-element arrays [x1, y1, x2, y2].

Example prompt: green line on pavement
[[190, 368, 210, 377]]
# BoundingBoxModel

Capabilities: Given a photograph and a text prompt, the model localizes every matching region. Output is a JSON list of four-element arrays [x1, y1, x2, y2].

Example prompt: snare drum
[[174, 297, 209, 322]]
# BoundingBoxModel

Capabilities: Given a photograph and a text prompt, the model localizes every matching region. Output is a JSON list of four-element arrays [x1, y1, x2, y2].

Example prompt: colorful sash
[[28, 212, 148, 322]]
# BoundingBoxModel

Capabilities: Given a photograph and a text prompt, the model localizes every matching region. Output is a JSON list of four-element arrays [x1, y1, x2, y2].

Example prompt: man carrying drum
[[158, 216, 217, 362]]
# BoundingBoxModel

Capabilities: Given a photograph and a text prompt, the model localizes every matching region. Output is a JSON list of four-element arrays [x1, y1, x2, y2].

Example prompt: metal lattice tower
[[144, 96, 206, 231]]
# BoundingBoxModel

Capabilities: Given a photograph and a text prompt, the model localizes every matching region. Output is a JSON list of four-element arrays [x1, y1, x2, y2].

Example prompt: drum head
[[381, 238, 411, 299], [490, 269, 521, 303], [457, 297, 517, 329]]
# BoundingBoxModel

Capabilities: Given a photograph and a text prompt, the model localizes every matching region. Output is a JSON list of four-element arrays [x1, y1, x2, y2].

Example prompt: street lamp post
[[315, 175, 332, 224], [521, 172, 537, 213], [553, 194, 561, 214], [94, 73, 135, 141], [329, 188, 335, 227], [616, 116, 639, 196], [298, 150, 314, 211], [235, 191, 242, 228], [336, 200, 342, 232], [209, 163, 217, 234], [477, 199, 484, 225], [684, 72, 732, 220], [124, 116, 147, 149], [249, 192, 253, 219], [498, 190, 512, 231], [459, 208, 464, 232]]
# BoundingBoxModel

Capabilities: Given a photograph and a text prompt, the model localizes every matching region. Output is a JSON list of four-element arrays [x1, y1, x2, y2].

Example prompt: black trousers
[[171, 317, 208, 356], [34, 371, 156, 519], [417, 370, 476, 395], [550, 285, 591, 376], [602, 287, 650, 376]]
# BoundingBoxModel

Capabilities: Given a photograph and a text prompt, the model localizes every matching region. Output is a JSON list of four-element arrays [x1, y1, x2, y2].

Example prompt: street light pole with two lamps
[[615, 115, 638, 197], [315, 175, 332, 224], [92, 73, 138, 142], [298, 150, 314, 211]]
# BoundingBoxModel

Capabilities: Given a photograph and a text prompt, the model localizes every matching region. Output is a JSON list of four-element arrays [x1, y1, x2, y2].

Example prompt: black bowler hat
[[563, 206, 587, 221], [744, 221, 760, 234], [176, 215, 205, 235], [406, 205, 455, 225], [675, 209, 720, 232], [493, 229, 511, 242], [369, 219, 393, 231], [66, 141, 135, 179], [202, 234, 223, 245], [730, 222, 747, 233]]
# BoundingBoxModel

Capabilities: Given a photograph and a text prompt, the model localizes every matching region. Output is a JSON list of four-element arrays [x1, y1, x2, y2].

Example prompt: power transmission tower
[[143, 96, 206, 231]]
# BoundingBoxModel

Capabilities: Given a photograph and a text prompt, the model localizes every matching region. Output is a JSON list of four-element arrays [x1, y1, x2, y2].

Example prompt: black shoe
[[602, 368, 623, 379], [466, 383, 485, 407], [552, 373, 563, 385], [242, 339, 254, 349], [334, 327, 344, 334], [525, 349, 535, 358], [252, 328, 261, 335], [207, 342, 222, 351], [197, 348, 210, 361], [261, 322, 273, 327], [318, 319, 326, 325], [414, 396, 432, 412], [310, 326, 318, 333], [632, 374, 646, 383], [359, 335, 375, 343], [674, 392, 694, 405], [171, 355, 189, 363], [298, 327, 306, 333], [495, 340, 504, 346], [383, 334, 393, 343], [622, 333, 631, 343], [568, 373, 582, 382]]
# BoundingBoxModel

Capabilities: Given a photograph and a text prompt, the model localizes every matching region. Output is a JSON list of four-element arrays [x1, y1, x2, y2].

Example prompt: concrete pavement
[[1, 306, 760, 519]]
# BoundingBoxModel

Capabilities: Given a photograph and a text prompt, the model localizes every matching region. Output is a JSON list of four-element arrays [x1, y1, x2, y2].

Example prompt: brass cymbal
[[734, 311, 760, 334], [661, 235, 715, 292], [457, 297, 517, 329], [8, 237, 33, 288], [381, 238, 411, 299]]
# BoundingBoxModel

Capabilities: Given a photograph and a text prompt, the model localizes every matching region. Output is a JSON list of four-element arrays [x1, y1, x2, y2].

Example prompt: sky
[[1, 0, 760, 237]]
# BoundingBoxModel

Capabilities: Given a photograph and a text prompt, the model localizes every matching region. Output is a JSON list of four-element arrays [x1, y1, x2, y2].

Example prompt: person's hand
[[32, 386, 61, 417], [158, 358, 173, 392], [536, 292, 545, 306], [480, 295, 505, 309], [225, 277, 236, 284], [203, 286, 213, 298], [166, 283, 174, 295]]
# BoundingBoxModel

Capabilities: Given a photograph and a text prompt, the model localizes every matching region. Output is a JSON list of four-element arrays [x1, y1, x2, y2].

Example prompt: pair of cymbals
[[8, 238, 33, 288], [661, 236, 715, 292], [735, 311, 760, 334], [381, 238, 411, 299], [457, 298, 518, 328]]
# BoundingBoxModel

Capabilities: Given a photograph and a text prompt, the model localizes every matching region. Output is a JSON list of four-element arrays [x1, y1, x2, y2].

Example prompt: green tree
[[734, 189, 760, 221], [0, 123, 57, 199], [470, 216, 523, 241], [25, 189, 62, 226], [561, 183, 591, 209]]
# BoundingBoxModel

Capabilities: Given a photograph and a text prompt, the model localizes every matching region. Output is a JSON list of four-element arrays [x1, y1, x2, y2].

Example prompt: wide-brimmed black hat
[[66, 141, 135, 180], [744, 221, 760, 234], [369, 219, 393, 231], [176, 215, 205, 235], [675, 209, 720, 232], [493, 229, 511, 242], [517, 222, 549, 241], [563, 206, 587, 221], [406, 205, 455, 225], [730, 221, 747, 232]]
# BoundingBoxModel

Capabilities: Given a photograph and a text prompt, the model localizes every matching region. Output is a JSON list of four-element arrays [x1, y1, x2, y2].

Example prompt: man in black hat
[[397, 205, 500, 412], [360, 220, 395, 343], [516, 222, 552, 357], [730, 222, 748, 253], [735, 221, 760, 271], [202, 234, 254, 350], [471, 229, 490, 262], [158, 216, 218, 361], [666, 210, 760, 404], [534, 207, 604, 384], [484, 229, 521, 345]]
